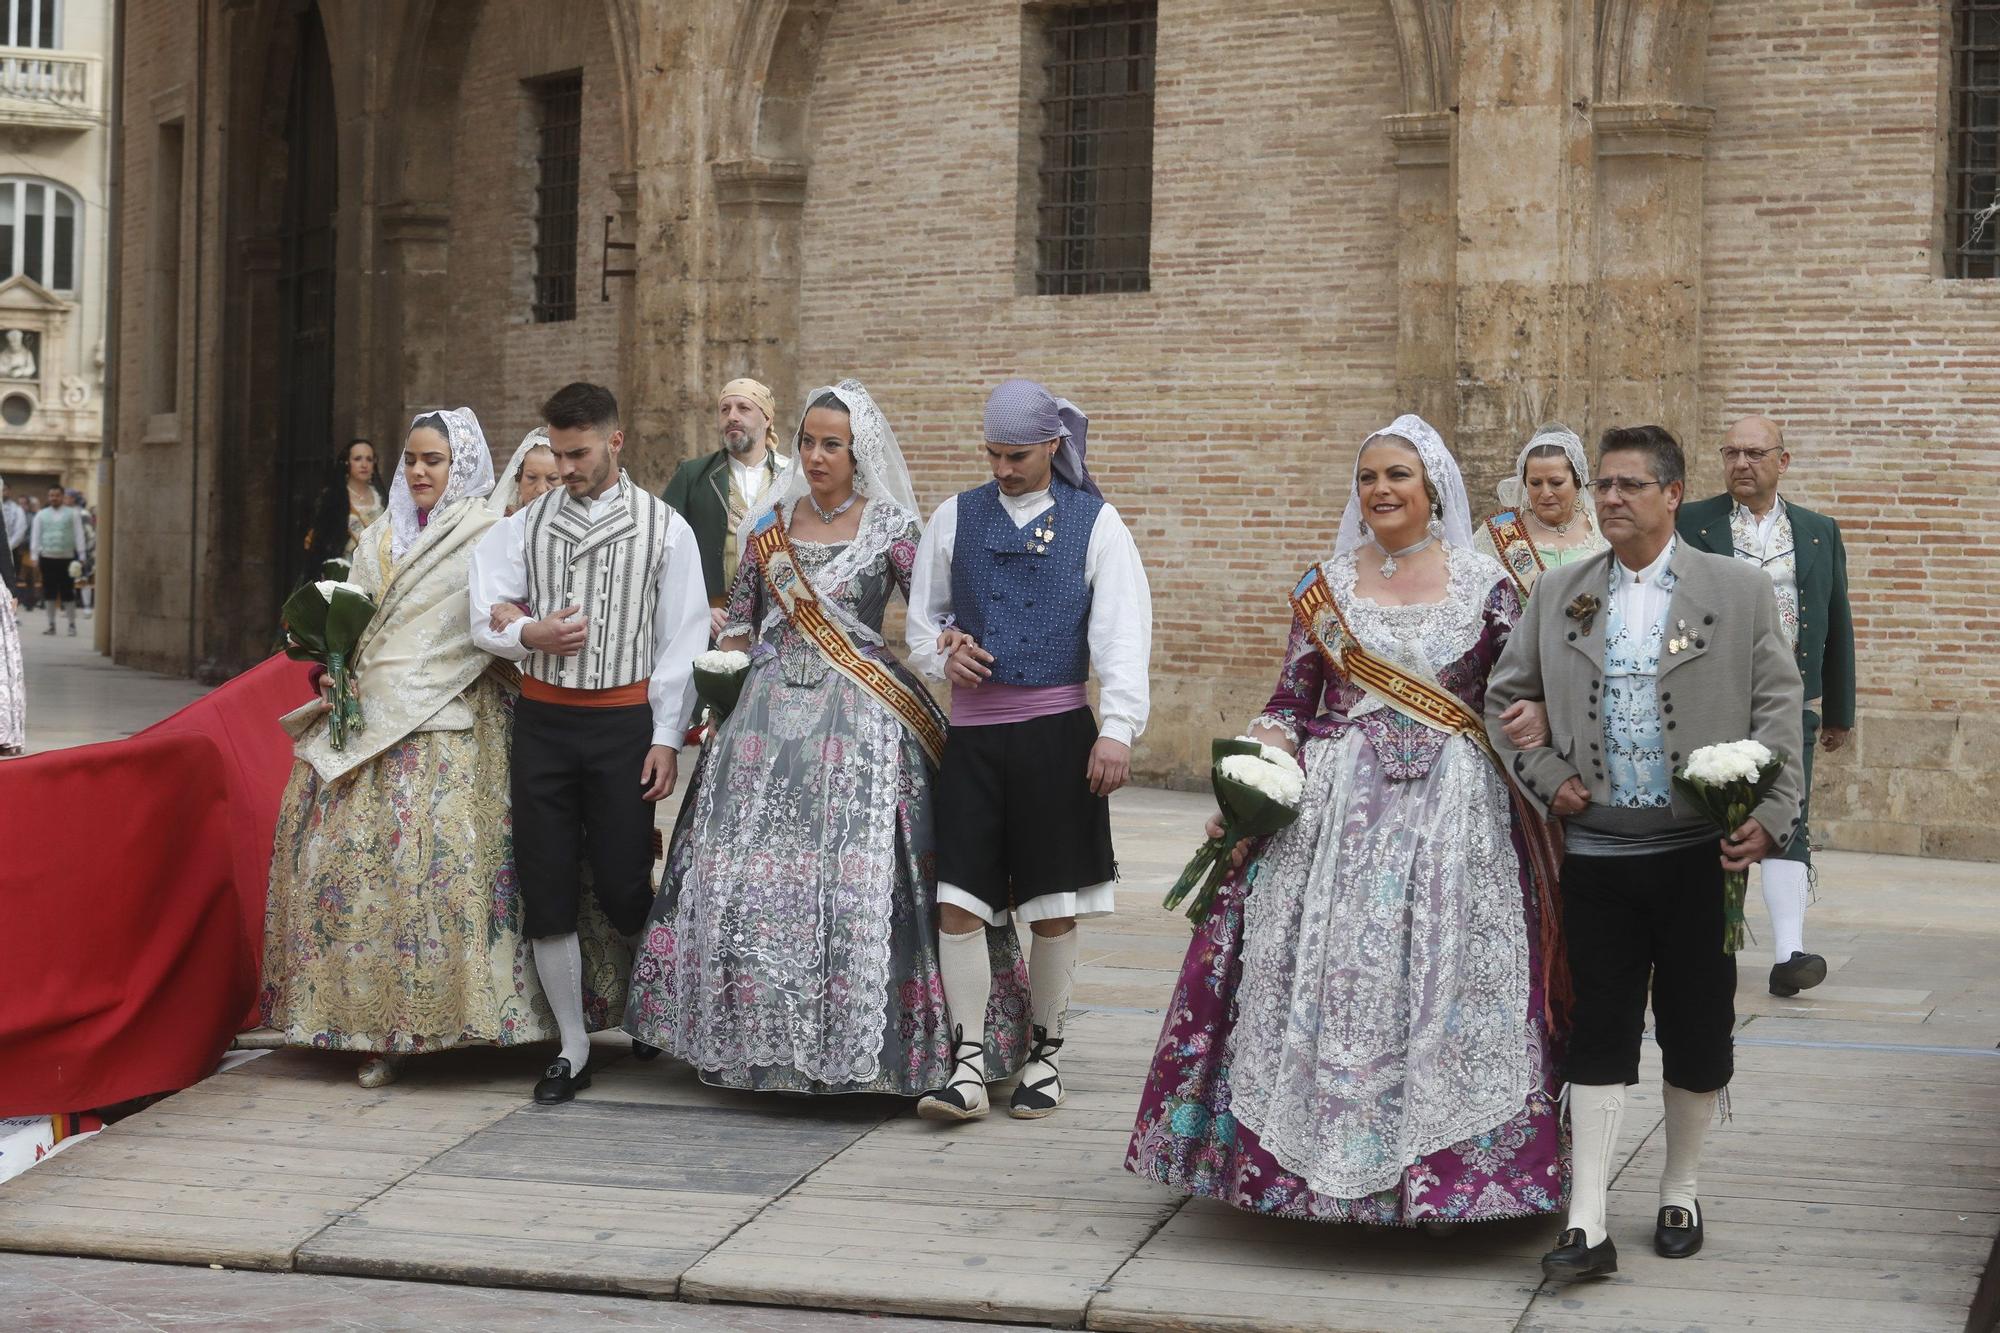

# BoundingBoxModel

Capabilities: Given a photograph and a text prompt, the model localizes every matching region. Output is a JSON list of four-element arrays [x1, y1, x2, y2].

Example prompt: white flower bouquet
[[281, 576, 378, 750], [1162, 737, 1306, 925], [1672, 739, 1788, 953], [692, 648, 751, 721]]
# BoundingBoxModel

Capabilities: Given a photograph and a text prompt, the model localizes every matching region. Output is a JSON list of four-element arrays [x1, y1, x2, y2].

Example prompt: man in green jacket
[[1678, 415, 1855, 998], [660, 377, 789, 630]]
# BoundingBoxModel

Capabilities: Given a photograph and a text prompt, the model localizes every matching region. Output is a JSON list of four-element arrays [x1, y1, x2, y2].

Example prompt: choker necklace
[[807, 491, 858, 524], [1369, 530, 1435, 580], [1530, 509, 1577, 537]]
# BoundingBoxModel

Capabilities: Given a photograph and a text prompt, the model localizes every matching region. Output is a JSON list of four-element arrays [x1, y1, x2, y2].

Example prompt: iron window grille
[[1035, 2, 1156, 295], [531, 73, 583, 323], [1949, 0, 2000, 278]]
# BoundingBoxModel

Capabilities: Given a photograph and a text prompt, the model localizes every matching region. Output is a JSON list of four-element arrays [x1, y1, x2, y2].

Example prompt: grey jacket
[[1483, 541, 1807, 850]]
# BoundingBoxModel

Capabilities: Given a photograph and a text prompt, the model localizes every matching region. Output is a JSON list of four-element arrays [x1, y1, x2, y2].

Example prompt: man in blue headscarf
[[906, 378, 1153, 1122]]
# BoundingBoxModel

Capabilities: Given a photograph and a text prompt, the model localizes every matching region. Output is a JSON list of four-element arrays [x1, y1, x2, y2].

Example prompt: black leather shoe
[[1769, 951, 1828, 997], [1655, 1202, 1703, 1258], [533, 1058, 591, 1105], [630, 1039, 662, 1062], [1541, 1228, 1618, 1281]]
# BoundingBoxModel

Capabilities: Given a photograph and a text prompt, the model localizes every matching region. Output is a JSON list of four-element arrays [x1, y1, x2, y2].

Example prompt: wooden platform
[[4, 793, 1995, 1333]]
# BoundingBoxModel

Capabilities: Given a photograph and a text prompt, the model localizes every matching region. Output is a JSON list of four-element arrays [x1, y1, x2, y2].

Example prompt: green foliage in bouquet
[[1671, 742, 1788, 954], [1162, 737, 1305, 926], [281, 575, 378, 750], [692, 651, 751, 723]]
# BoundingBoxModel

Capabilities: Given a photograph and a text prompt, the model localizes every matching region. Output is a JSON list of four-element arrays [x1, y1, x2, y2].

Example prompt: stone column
[[1449, 0, 1595, 504], [1385, 112, 1455, 442], [710, 158, 807, 428], [1591, 102, 1713, 485], [377, 204, 451, 422]]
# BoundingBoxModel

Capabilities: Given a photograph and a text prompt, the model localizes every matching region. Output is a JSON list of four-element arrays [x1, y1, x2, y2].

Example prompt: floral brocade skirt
[[260, 675, 631, 1054], [1125, 851, 1567, 1226]]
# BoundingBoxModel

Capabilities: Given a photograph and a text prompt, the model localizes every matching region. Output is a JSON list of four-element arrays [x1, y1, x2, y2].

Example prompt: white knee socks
[[1660, 1083, 1714, 1212], [531, 933, 591, 1073], [1028, 926, 1078, 1041], [1566, 1083, 1627, 1247], [937, 927, 991, 1081], [1761, 859, 1810, 964]]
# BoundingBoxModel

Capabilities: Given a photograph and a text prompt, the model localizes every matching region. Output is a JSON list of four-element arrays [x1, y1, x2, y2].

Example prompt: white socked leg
[[1660, 1083, 1715, 1213], [1761, 860, 1810, 964], [531, 933, 591, 1073], [1566, 1083, 1627, 1248]]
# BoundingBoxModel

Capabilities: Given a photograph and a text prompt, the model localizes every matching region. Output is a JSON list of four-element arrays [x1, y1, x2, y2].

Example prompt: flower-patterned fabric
[[626, 525, 1031, 1093], [1127, 546, 1565, 1223]]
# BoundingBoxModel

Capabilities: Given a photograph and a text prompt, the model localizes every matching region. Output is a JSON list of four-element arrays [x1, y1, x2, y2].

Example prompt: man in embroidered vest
[[906, 379, 1152, 1122], [1486, 425, 1804, 1279], [661, 377, 789, 630], [1677, 415, 1853, 999], [470, 381, 710, 1104]]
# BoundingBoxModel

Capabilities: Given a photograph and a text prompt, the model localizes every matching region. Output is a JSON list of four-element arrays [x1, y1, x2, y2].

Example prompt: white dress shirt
[[1609, 534, 1678, 640], [906, 486, 1153, 746], [468, 479, 710, 746], [2, 500, 23, 549]]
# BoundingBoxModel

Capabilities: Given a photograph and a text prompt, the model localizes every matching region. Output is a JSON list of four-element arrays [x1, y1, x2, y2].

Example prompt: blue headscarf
[[982, 378, 1101, 500]]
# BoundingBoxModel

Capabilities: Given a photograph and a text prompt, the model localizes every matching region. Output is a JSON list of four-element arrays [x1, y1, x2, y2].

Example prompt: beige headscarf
[[719, 377, 780, 452]]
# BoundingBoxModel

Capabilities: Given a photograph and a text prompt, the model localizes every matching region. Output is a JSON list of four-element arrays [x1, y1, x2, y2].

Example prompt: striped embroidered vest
[[520, 476, 669, 690]]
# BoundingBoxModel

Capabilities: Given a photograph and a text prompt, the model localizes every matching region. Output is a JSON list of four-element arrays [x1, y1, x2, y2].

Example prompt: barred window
[[1949, 0, 2000, 278], [1034, 3, 1156, 296], [530, 73, 582, 322]]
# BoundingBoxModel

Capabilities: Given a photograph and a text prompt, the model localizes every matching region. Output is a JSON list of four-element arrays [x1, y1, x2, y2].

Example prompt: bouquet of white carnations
[[692, 648, 751, 722], [281, 574, 378, 750], [1162, 737, 1305, 925], [1673, 739, 1788, 953]]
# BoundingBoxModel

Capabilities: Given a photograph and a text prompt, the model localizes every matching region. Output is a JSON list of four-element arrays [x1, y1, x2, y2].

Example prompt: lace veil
[[487, 426, 552, 517], [1332, 413, 1474, 560], [1495, 422, 1599, 530], [388, 407, 495, 560]]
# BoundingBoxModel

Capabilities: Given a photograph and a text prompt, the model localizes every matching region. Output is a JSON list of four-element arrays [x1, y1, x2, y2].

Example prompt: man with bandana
[[907, 379, 1153, 1122], [661, 378, 790, 633]]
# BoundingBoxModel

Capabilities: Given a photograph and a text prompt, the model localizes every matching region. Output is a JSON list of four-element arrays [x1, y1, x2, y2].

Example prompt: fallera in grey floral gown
[[624, 502, 1031, 1094]]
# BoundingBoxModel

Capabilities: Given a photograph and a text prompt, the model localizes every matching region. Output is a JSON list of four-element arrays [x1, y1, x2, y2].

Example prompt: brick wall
[[1703, 0, 2000, 857], [441, 0, 628, 471], [797, 0, 1405, 779]]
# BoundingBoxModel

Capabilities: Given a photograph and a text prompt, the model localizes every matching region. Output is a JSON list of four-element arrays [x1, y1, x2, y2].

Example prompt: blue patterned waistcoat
[[950, 478, 1101, 687]]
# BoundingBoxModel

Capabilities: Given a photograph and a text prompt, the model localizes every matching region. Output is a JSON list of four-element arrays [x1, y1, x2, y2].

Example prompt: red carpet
[[0, 655, 314, 1116]]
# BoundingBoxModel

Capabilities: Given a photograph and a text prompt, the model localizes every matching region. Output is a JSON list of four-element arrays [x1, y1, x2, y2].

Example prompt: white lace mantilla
[[1228, 546, 1532, 1198]]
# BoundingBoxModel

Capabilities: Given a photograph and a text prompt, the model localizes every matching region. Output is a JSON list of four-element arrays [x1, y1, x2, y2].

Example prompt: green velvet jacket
[[659, 448, 784, 601], [1677, 493, 1855, 729]]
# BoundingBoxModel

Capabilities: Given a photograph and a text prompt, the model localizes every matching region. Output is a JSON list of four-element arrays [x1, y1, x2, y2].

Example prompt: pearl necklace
[[1369, 530, 1436, 580], [1529, 509, 1578, 537], [807, 490, 858, 524]]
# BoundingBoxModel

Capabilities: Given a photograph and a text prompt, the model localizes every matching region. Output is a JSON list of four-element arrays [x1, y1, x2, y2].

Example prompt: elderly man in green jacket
[[661, 377, 789, 633], [1678, 415, 1855, 999]]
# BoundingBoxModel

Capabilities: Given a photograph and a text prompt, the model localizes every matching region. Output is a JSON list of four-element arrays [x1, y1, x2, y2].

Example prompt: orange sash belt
[[518, 675, 649, 708]]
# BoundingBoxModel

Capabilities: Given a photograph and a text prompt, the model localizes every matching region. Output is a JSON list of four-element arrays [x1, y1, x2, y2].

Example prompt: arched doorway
[[275, 2, 336, 593]]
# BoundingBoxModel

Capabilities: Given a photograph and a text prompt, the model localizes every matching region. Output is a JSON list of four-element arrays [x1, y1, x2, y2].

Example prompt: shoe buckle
[[1662, 1206, 1692, 1229]]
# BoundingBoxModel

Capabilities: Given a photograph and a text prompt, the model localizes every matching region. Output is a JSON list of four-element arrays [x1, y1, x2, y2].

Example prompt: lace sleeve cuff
[[1248, 712, 1300, 747]]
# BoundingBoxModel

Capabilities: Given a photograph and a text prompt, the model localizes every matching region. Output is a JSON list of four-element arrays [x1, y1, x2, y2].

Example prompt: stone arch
[[1383, 0, 1454, 115], [1595, 0, 1710, 106]]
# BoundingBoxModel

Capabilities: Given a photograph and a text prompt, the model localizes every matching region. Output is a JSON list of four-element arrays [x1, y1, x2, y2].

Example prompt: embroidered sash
[[750, 509, 948, 768], [1290, 562, 1570, 1021], [1483, 510, 1545, 601]]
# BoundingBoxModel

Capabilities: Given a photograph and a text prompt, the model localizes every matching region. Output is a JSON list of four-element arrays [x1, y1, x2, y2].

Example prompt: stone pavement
[[2, 640, 1996, 1331]]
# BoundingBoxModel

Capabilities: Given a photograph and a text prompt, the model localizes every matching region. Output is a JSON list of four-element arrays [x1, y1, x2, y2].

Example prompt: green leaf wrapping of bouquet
[[279, 583, 331, 657], [1749, 752, 1788, 807], [323, 587, 377, 655], [1207, 737, 1261, 809], [692, 665, 749, 719], [1218, 778, 1301, 839], [321, 557, 352, 582]]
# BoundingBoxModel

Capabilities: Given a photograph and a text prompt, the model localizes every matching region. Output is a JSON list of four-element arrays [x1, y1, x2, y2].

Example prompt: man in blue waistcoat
[[906, 379, 1153, 1122]]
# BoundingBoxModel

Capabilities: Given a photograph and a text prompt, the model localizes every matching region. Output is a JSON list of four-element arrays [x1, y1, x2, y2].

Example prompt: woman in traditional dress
[[0, 516, 23, 756], [625, 379, 1030, 1095], [1126, 414, 1567, 1226], [305, 438, 389, 570], [1474, 422, 1607, 601], [501, 428, 560, 517], [262, 408, 628, 1088]]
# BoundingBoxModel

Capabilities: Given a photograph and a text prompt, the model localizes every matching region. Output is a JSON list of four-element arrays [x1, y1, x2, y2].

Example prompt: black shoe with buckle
[[1769, 951, 1827, 997], [630, 1039, 663, 1062], [1655, 1202, 1703, 1258], [533, 1057, 591, 1105], [1540, 1228, 1618, 1281]]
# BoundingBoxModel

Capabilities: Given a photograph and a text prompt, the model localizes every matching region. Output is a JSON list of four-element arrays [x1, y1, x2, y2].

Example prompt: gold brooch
[[1565, 594, 1601, 635]]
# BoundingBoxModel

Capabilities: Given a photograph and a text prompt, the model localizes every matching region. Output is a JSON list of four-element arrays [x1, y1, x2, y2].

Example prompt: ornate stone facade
[[108, 0, 2000, 857]]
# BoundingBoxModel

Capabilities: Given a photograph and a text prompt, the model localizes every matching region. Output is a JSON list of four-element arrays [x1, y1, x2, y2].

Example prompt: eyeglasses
[[1718, 446, 1780, 463], [1586, 478, 1669, 499]]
